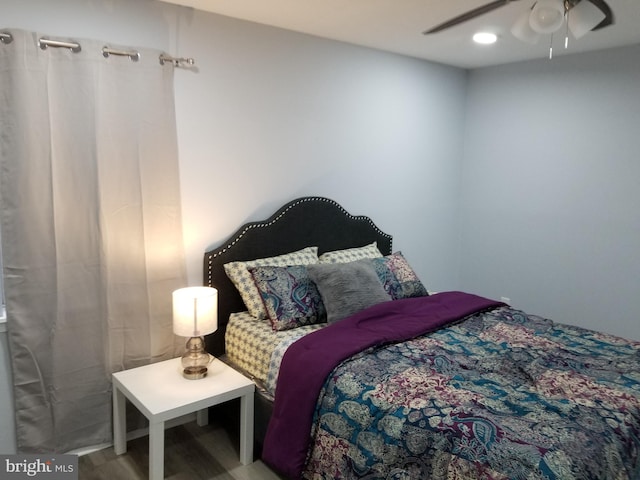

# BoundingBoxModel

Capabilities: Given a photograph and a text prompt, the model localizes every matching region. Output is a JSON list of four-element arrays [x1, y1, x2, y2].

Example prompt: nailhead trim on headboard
[[205, 196, 392, 287], [202, 196, 393, 357]]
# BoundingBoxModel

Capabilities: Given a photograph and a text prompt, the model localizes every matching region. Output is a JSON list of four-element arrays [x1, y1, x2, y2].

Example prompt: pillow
[[371, 252, 428, 300], [307, 261, 391, 324], [318, 241, 383, 264], [224, 246, 319, 319], [249, 265, 326, 331], [368, 256, 402, 299]]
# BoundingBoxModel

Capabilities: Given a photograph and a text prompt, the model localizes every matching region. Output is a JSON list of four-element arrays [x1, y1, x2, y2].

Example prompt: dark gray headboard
[[203, 196, 392, 356]]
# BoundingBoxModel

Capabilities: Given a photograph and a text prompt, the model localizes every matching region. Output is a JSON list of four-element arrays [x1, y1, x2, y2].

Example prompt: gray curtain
[[0, 29, 187, 453]]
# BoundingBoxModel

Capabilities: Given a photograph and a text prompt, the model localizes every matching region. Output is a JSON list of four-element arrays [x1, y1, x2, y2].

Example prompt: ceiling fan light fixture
[[473, 32, 498, 44], [511, 9, 541, 44], [529, 0, 566, 34], [568, 0, 606, 38]]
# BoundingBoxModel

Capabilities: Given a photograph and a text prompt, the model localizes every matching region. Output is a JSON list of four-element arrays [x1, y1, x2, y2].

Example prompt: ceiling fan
[[423, 0, 614, 43]]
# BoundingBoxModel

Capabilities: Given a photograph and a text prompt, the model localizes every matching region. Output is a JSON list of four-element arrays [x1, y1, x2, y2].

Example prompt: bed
[[203, 196, 640, 480]]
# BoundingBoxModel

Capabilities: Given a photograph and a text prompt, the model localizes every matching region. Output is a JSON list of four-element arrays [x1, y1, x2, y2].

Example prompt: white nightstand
[[112, 357, 255, 480]]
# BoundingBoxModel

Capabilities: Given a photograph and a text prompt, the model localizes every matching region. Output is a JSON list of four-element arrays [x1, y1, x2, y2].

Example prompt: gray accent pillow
[[307, 260, 391, 324]]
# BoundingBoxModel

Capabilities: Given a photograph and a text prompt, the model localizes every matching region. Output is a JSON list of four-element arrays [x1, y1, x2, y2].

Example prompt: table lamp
[[172, 286, 218, 379]]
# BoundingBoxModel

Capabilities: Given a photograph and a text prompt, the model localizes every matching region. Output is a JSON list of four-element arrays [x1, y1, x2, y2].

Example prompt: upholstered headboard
[[203, 196, 392, 356]]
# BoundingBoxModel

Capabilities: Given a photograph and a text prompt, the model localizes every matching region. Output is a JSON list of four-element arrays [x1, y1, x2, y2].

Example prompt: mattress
[[225, 311, 325, 398]]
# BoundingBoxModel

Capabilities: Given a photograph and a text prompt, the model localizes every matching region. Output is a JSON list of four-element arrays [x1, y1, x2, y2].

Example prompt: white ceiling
[[160, 0, 640, 69]]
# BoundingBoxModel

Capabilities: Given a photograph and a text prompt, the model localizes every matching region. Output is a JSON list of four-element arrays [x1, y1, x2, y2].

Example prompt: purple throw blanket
[[262, 291, 504, 478]]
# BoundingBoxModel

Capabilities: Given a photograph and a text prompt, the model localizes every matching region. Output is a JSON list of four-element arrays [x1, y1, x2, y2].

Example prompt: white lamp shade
[[511, 9, 541, 44], [568, 0, 606, 38], [172, 286, 218, 337], [530, 0, 565, 34]]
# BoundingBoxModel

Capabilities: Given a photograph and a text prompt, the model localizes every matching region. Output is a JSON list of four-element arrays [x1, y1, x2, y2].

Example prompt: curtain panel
[[0, 29, 187, 453]]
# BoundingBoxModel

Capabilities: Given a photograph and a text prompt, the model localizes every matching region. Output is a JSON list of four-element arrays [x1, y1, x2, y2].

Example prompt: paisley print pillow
[[223, 246, 318, 319], [250, 265, 326, 331], [371, 252, 428, 300]]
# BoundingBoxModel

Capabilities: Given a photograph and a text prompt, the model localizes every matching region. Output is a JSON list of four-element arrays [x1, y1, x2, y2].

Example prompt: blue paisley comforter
[[264, 292, 640, 479]]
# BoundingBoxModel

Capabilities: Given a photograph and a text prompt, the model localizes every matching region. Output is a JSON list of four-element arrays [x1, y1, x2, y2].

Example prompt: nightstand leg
[[113, 387, 127, 455], [239, 393, 254, 465], [149, 421, 165, 480], [196, 408, 208, 426]]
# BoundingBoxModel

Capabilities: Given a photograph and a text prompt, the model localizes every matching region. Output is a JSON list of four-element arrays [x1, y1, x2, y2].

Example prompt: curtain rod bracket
[[159, 54, 196, 67], [102, 46, 140, 62], [39, 38, 81, 53]]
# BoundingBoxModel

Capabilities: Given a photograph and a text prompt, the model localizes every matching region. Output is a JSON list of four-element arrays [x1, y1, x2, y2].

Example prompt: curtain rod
[[0, 32, 195, 67]]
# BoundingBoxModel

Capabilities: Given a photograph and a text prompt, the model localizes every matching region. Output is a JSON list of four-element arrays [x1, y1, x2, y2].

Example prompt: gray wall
[[173, 9, 466, 291], [460, 45, 640, 340]]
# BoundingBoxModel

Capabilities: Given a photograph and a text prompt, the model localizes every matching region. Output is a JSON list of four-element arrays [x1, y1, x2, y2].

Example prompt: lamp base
[[180, 336, 212, 380], [182, 365, 208, 380]]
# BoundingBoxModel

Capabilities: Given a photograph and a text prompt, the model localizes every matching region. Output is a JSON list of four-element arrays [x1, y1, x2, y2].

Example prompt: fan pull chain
[[549, 33, 554, 59]]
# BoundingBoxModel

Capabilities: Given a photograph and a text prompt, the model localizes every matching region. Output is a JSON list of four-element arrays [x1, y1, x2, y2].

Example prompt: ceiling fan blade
[[585, 0, 614, 29], [423, 0, 522, 34]]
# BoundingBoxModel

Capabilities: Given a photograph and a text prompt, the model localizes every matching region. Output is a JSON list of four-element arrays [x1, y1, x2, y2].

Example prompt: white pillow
[[224, 246, 319, 319], [318, 241, 383, 264]]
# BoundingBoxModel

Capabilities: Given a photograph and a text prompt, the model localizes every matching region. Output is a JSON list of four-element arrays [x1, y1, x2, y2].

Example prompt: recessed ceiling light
[[473, 32, 498, 44]]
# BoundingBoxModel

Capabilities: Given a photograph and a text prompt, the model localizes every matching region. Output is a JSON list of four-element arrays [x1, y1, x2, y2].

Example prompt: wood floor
[[78, 421, 284, 480]]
